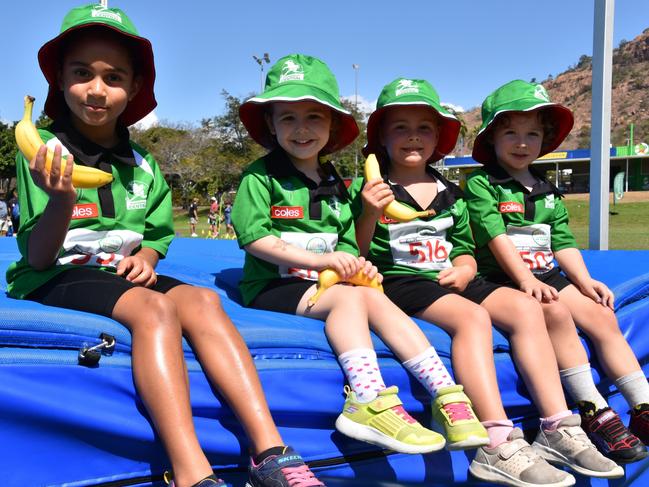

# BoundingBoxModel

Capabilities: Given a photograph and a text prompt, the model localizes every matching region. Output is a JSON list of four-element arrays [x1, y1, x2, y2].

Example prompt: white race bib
[[278, 232, 338, 280], [58, 228, 143, 268], [506, 224, 554, 274], [387, 217, 454, 271]]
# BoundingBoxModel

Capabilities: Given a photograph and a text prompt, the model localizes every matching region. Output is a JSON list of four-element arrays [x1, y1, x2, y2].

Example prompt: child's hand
[[29, 144, 77, 204], [579, 278, 615, 309], [358, 256, 383, 283], [318, 251, 360, 279], [116, 255, 158, 288], [437, 265, 474, 292], [519, 277, 558, 303], [361, 179, 394, 219]]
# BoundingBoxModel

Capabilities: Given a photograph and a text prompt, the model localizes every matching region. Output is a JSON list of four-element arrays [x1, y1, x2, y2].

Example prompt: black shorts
[[26, 267, 187, 318], [486, 266, 572, 293], [250, 277, 315, 314], [382, 274, 501, 316]]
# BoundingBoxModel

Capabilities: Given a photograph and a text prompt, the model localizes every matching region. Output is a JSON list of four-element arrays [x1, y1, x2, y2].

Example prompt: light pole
[[352, 64, 360, 177], [99, 0, 108, 6], [253, 53, 271, 93]]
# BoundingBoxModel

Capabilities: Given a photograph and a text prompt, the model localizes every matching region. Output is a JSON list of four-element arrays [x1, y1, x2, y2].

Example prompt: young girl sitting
[[233, 54, 486, 455], [465, 79, 649, 464]]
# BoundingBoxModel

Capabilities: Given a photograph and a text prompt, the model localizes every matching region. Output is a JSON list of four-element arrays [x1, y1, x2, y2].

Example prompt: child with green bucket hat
[[351, 77, 625, 485], [466, 79, 649, 465], [234, 54, 455, 456], [6, 5, 321, 487]]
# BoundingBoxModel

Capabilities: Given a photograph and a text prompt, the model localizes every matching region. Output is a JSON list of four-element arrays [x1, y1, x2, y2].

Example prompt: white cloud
[[131, 110, 159, 130], [441, 102, 465, 113], [342, 95, 376, 118]]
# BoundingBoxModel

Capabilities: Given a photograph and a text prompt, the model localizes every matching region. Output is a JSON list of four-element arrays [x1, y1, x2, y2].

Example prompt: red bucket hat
[[38, 3, 156, 126]]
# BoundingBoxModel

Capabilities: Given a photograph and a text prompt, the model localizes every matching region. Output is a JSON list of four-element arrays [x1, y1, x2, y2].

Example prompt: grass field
[[173, 196, 649, 250]]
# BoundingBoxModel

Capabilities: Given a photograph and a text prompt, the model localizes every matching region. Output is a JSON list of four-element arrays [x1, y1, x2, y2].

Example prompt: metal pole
[[588, 0, 614, 250], [352, 64, 360, 178], [100, 0, 108, 6]]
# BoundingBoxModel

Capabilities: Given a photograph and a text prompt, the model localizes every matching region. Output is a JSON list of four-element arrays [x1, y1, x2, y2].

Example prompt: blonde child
[[233, 54, 487, 456], [6, 5, 321, 487], [465, 79, 649, 464], [352, 78, 623, 484]]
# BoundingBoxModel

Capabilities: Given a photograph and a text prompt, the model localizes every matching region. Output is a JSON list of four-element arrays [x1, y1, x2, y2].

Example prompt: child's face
[[492, 112, 544, 173], [267, 101, 332, 165], [59, 35, 140, 134], [380, 106, 439, 169]]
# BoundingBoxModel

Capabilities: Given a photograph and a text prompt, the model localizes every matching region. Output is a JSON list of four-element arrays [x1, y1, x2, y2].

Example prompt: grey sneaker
[[469, 428, 575, 486], [532, 414, 624, 478]]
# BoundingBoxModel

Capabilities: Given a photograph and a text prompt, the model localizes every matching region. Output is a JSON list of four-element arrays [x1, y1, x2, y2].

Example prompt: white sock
[[615, 370, 649, 407], [338, 348, 386, 403], [559, 363, 608, 410], [402, 347, 455, 397]]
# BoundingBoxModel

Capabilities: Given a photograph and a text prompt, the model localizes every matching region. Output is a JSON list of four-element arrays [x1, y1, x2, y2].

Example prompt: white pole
[[100, 0, 108, 7], [589, 0, 614, 250]]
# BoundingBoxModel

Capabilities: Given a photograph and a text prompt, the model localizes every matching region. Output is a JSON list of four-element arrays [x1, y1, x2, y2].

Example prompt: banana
[[364, 153, 435, 222], [15, 96, 113, 189], [307, 268, 383, 308]]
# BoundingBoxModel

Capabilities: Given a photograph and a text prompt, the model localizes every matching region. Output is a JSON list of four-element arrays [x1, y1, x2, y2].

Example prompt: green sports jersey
[[6, 121, 173, 299], [232, 150, 359, 306], [349, 166, 474, 280], [464, 164, 577, 278]]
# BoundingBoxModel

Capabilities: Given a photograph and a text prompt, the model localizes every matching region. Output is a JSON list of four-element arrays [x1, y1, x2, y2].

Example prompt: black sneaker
[[578, 401, 648, 463], [164, 472, 225, 487], [246, 446, 324, 487], [630, 403, 649, 445]]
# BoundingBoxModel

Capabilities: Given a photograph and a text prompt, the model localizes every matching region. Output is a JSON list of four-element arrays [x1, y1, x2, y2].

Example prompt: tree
[[0, 121, 18, 180], [331, 98, 368, 178]]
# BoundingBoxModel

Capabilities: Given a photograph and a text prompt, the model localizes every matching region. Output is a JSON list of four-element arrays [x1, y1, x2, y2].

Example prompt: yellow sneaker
[[335, 385, 445, 454], [432, 385, 489, 450]]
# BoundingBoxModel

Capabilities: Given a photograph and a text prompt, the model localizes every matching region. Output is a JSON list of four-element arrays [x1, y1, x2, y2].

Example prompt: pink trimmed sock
[[540, 410, 573, 432], [338, 348, 386, 403], [402, 346, 455, 397], [482, 420, 514, 448]]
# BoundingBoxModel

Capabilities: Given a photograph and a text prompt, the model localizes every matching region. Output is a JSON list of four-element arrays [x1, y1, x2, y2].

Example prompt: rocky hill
[[455, 28, 649, 155]]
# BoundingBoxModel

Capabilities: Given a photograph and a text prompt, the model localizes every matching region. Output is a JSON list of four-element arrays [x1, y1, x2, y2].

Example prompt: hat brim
[[38, 23, 156, 127], [472, 103, 574, 164], [363, 102, 461, 162], [239, 84, 359, 154]]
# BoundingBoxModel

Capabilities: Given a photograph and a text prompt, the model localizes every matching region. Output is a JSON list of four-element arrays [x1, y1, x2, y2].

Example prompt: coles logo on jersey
[[499, 201, 524, 213], [71, 203, 99, 219], [271, 206, 304, 219]]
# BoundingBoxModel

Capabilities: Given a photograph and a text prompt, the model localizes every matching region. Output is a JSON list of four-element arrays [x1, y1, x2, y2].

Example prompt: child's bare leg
[[112, 287, 212, 487], [165, 286, 283, 455], [481, 288, 568, 417], [416, 295, 507, 421], [559, 285, 642, 378], [540, 300, 589, 369]]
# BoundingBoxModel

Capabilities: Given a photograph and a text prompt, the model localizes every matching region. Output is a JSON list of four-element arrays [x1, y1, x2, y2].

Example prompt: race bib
[[387, 217, 454, 271], [278, 232, 338, 280], [58, 228, 143, 268], [506, 224, 554, 274]]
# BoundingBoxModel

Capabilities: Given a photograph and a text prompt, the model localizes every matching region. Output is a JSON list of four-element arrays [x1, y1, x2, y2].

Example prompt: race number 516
[[409, 239, 449, 263]]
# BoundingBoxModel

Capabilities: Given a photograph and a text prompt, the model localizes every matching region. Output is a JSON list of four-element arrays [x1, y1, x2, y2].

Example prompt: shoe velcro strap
[[369, 394, 402, 413], [436, 391, 471, 407], [497, 439, 530, 460]]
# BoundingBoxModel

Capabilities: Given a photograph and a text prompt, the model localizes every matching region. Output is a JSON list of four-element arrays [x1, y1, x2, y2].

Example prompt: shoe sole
[[335, 414, 445, 454], [430, 420, 489, 450], [532, 442, 625, 478], [469, 461, 576, 487]]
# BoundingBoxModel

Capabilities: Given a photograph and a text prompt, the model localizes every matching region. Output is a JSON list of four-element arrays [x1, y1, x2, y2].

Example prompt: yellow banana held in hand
[[364, 153, 435, 222], [307, 268, 383, 308], [15, 96, 114, 189]]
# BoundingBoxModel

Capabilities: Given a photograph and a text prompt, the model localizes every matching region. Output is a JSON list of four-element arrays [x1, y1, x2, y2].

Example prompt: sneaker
[[630, 403, 649, 445], [164, 472, 225, 487], [335, 385, 445, 454], [191, 233, 198, 237], [469, 428, 575, 487], [578, 401, 647, 463], [245, 446, 324, 487], [532, 414, 624, 478], [431, 385, 489, 450]]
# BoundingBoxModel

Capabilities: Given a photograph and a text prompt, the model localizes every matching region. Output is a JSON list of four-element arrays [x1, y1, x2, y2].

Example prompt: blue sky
[[1, 0, 648, 128]]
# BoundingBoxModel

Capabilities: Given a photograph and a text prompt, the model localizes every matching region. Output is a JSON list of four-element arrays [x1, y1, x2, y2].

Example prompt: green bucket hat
[[239, 54, 359, 154], [363, 78, 461, 162], [38, 3, 156, 126], [472, 79, 574, 164]]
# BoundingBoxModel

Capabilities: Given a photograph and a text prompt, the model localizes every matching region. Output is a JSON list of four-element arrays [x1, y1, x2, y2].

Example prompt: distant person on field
[[0, 196, 8, 236], [223, 201, 234, 238], [8, 189, 20, 234], [188, 197, 199, 237], [208, 196, 218, 238]]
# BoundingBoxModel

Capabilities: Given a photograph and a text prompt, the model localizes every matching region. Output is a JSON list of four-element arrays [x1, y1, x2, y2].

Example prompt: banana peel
[[307, 268, 383, 308], [15, 96, 114, 189], [364, 153, 435, 222]]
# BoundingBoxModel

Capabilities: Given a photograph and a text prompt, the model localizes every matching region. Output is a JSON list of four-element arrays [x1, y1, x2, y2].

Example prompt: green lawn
[[174, 200, 649, 250]]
